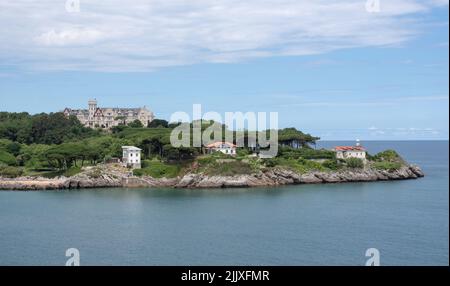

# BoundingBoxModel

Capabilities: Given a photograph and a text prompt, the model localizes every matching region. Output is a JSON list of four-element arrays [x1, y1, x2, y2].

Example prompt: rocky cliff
[[0, 164, 424, 190], [172, 164, 424, 188]]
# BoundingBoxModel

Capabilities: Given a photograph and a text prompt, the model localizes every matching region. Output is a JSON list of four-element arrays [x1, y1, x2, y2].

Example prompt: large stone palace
[[63, 99, 154, 129]]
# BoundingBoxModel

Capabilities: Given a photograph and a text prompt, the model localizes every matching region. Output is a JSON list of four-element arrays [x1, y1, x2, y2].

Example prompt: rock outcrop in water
[[0, 164, 424, 190], [172, 165, 424, 188]]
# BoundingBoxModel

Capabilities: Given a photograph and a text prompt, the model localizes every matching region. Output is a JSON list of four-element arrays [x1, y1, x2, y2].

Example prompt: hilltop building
[[63, 99, 154, 129]]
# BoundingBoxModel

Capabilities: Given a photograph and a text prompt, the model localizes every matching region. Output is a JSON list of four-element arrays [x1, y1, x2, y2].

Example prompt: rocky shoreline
[[0, 164, 424, 191]]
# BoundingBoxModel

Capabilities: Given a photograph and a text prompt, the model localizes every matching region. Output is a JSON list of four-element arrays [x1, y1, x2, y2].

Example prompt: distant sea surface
[[0, 141, 448, 265]]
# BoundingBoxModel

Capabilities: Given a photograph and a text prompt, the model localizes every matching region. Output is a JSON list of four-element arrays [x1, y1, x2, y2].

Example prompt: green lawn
[[133, 161, 182, 178]]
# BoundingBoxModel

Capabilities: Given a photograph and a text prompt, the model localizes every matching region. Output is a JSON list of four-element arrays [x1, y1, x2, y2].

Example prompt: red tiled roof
[[334, 146, 366, 151], [205, 141, 236, 148]]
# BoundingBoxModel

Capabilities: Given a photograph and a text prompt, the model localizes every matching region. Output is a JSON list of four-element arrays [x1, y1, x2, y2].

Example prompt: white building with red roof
[[333, 140, 366, 160], [205, 142, 237, 156]]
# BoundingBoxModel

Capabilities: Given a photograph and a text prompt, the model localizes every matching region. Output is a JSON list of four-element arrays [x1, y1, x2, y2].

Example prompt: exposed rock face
[[0, 177, 67, 191], [0, 165, 424, 190], [172, 165, 425, 188], [0, 173, 123, 191], [63, 173, 123, 189]]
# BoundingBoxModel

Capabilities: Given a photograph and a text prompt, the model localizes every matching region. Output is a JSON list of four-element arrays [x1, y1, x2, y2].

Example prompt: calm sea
[[0, 141, 448, 265]]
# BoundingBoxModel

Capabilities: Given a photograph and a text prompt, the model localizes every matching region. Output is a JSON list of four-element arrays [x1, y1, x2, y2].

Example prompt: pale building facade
[[205, 142, 237, 156], [64, 99, 154, 129], [333, 145, 366, 160], [122, 146, 142, 169]]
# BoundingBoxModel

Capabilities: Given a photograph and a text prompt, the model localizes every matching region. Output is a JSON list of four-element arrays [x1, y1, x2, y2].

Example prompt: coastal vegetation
[[367, 150, 403, 171], [0, 111, 409, 179], [133, 160, 183, 178], [345, 158, 365, 169]]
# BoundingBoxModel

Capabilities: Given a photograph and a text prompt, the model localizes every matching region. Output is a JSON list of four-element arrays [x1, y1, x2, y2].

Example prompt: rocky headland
[[0, 164, 424, 191]]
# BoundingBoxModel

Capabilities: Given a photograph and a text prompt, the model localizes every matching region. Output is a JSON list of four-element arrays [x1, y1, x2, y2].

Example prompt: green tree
[[111, 125, 129, 134], [17, 144, 52, 169], [45, 142, 88, 169], [0, 150, 17, 166], [148, 119, 169, 128], [30, 113, 92, 144], [278, 128, 319, 148], [128, 119, 144, 128]]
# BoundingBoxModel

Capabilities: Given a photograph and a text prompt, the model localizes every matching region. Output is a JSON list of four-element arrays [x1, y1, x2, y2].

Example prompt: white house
[[122, 146, 142, 169], [205, 142, 237, 156], [333, 142, 366, 160]]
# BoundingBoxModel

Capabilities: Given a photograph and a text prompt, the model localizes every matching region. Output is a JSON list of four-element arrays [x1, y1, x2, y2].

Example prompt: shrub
[[0, 150, 17, 166], [278, 147, 335, 160], [63, 166, 82, 177], [236, 148, 250, 157], [111, 125, 129, 134], [267, 157, 325, 173], [322, 159, 339, 170], [263, 158, 278, 168], [371, 150, 402, 162], [141, 159, 151, 168], [88, 168, 102, 178], [0, 139, 21, 156], [346, 158, 364, 169], [204, 160, 254, 176], [372, 161, 402, 171], [0, 166, 23, 178], [197, 155, 216, 166], [297, 159, 326, 173]]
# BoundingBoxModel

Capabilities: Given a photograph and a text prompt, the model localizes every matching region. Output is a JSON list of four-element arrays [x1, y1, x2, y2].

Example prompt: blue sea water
[[0, 141, 448, 266]]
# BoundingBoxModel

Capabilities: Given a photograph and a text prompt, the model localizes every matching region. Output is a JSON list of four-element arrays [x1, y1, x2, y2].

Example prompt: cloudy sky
[[0, 0, 448, 139]]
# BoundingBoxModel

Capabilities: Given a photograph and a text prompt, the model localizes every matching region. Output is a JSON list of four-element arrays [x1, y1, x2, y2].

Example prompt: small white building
[[333, 144, 366, 160], [122, 146, 142, 169], [205, 142, 237, 156]]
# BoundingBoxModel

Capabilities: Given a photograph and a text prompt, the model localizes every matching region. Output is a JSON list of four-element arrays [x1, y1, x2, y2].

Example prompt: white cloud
[[0, 0, 447, 72], [276, 94, 449, 108], [429, 0, 449, 7], [35, 28, 109, 46], [367, 126, 442, 137]]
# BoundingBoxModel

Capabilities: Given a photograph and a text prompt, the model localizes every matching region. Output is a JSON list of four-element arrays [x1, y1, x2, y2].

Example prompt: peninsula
[[0, 111, 424, 190]]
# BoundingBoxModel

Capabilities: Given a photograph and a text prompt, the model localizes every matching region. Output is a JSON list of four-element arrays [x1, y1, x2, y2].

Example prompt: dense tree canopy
[[278, 128, 319, 148], [148, 119, 169, 128], [0, 112, 322, 175], [0, 112, 97, 144], [127, 119, 144, 128]]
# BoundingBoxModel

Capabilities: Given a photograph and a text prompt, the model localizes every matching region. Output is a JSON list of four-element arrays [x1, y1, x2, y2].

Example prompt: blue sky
[[0, 0, 448, 140]]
